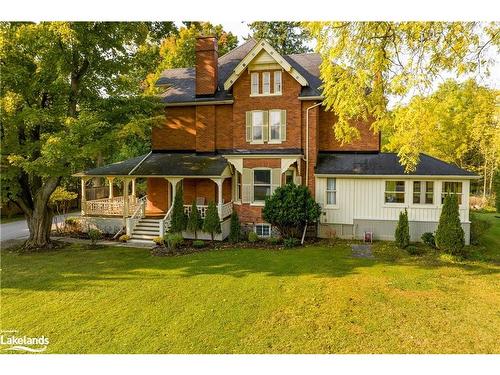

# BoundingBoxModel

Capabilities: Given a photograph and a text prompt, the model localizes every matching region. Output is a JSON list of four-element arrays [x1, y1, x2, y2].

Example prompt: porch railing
[[85, 196, 138, 216], [126, 196, 147, 236]]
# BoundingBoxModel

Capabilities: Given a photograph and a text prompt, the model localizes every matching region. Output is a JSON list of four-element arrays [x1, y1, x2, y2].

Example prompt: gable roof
[[315, 152, 478, 178], [223, 39, 308, 90], [156, 38, 323, 104]]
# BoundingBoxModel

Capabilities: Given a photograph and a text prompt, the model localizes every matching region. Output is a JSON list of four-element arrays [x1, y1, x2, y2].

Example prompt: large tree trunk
[[23, 205, 55, 251]]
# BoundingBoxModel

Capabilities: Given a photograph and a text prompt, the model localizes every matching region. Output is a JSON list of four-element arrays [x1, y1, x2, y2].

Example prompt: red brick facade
[[195, 37, 218, 96]]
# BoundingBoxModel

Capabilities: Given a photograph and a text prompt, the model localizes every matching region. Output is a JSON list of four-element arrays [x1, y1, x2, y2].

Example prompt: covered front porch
[[74, 152, 235, 240]]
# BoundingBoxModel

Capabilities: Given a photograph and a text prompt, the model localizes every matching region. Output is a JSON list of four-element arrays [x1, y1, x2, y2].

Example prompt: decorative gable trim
[[223, 40, 309, 90]]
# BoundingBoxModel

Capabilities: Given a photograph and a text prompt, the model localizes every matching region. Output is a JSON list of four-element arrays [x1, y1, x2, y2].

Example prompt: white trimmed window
[[253, 169, 271, 202], [385, 181, 405, 204], [251, 72, 259, 95], [274, 71, 282, 94], [262, 72, 271, 94], [251, 111, 264, 141], [326, 178, 337, 205], [255, 223, 271, 237], [413, 181, 434, 204], [269, 110, 281, 141], [442, 181, 463, 205]]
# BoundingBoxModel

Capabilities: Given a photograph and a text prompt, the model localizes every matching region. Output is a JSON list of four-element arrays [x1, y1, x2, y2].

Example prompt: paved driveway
[[0, 212, 80, 243]]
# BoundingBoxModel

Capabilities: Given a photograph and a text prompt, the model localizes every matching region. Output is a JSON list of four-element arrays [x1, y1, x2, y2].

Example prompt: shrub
[[192, 240, 205, 249], [64, 217, 81, 232], [118, 234, 131, 242], [87, 228, 102, 245], [421, 232, 436, 248], [494, 170, 500, 213], [170, 185, 187, 233], [407, 245, 426, 256], [152, 236, 164, 246], [202, 201, 221, 242], [229, 211, 242, 243], [435, 194, 465, 255], [283, 237, 300, 248], [266, 236, 282, 245], [470, 214, 491, 245], [262, 183, 321, 239], [164, 233, 184, 250], [247, 231, 259, 243], [186, 200, 203, 239], [395, 209, 410, 249]]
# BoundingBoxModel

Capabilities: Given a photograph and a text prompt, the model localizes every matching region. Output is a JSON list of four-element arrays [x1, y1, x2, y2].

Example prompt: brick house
[[76, 37, 477, 243]]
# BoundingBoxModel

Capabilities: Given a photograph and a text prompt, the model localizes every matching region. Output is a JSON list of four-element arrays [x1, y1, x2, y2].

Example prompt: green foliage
[[88, 229, 103, 245], [306, 22, 499, 172], [247, 231, 259, 243], [470, 214, 492, 245], [192, 240, 205, 249], [406, 245, 426, 256], [421, 232, 436, 248], [248, 22, 311, 54], [395, 209, 410, 249], [186, 200, 203, 239], [283, 237, 300, 248], [163, 233, 184, 250], [64, 217, 79, 226], [202, 201, 221, 242], [435, 194, 465, 255], [169, 185, 187, 233], [266, 236, 282, 245], [119, 234, 131, 243], [263, 184, 321, 239], [494, 170, 500, 213], [229, 211, 242, 243]]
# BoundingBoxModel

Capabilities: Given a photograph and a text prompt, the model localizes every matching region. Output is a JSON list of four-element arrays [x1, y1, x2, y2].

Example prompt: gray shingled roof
[[315, 153, 477, 177], [156, 39, 323, 103], [79, 152, 228, 177]]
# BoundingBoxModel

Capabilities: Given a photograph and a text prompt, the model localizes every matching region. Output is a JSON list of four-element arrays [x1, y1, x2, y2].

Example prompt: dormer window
[[251, 72, 259, 95], [262, 72, 271, 94], [274, 71, 282, 94]]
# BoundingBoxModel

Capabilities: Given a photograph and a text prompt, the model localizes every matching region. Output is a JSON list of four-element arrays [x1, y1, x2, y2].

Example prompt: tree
[[305, 22, 500, 171], [144, 23, 238, 94], [202, 201, 221, 243], [262, 184, 321, 239], [169, 185, 187, 234], [1, 22, 168, 250], [247, 22, 311, 54], [228, 211, 241, 243], [385, 80, 500, 193], [435, 194, 465, 255], [49, 186, 78, 233], [186, 200, 203, 239], [395, 209, 410, 249], [494, 170, 500, 213]]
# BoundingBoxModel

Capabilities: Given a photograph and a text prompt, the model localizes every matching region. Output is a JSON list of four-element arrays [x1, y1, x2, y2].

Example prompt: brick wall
[[318, 108, 380, 151], [195, 37, 218, 96], [153, 106, 196, 151], [146, 178, 169, 215], [232, 68, 302, 150], [215, 105, 233, 150], [242, 158, 281, 169], [195, 105, 216, 152], [301, 100, 320, 197]]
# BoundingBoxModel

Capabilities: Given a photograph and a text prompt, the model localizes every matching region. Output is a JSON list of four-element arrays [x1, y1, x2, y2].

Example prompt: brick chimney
[[195, 36, 218, 97]]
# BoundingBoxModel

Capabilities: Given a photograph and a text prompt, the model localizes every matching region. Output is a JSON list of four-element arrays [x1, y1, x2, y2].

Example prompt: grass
[[471, 211, 500, 261], [1, 235, 499, 354]]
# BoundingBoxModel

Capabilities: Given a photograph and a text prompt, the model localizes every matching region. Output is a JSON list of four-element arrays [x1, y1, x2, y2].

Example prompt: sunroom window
[[326, 178, 337, 205], [442, 181, 463, 205], [385, 181, 405, 204], [413, 181, 434, 204]]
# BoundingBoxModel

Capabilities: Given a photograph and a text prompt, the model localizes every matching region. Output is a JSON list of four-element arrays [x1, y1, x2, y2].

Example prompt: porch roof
[[75, 152, 229, 177]]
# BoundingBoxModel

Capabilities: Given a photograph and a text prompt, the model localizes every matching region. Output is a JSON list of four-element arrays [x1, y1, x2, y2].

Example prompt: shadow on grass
[[2, 242, 499, 292]]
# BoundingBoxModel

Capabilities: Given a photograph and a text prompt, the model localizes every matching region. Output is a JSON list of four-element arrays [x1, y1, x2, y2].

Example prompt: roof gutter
[[298, 96, 324, 101], [164, 99, 234, 107]]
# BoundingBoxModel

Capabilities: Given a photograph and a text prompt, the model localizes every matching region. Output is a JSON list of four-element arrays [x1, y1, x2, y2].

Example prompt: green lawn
[[472, 211, 500, 262], [2, 230, 499, 354]]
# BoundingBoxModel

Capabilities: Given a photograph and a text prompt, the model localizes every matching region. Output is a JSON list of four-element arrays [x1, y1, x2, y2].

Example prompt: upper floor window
[[385, 181, 405, 204], [274, 71, 282, 94], [413, 181, 434, 204], [246, 110, 286, 144], [326, 178, 337, 205], [251, 111, 265, 142], [262, 72, 271, 94], [269, 110, 282, 141], [254, 169, 271, 202], [442, 181, 463, 205], [251, 72, 259, 95]]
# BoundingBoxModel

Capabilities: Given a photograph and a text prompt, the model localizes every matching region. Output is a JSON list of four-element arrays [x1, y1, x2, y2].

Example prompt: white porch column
[[107, 177, 115, 199], [81, 177, 89, 215], [165, 177, 183, 209], [131, 178, 136, 197], [123, 178, 130, 226], [211, 178, 224, 218]]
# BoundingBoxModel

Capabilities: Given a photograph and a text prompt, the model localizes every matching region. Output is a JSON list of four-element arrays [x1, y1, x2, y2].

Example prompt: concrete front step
[[135, 223, 160, 229], [130, 234, 158, 240], [132, 230, 160, 236], [129, 238, 155, 245]]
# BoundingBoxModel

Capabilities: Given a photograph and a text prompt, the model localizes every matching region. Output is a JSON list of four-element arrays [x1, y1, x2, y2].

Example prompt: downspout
[[302, 101, 322, 245]]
